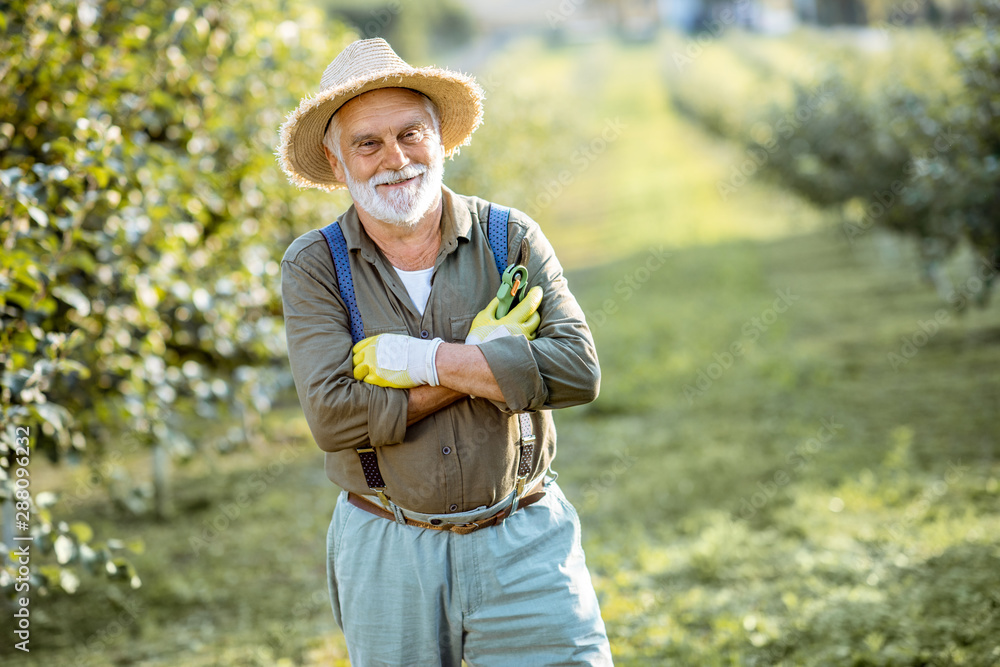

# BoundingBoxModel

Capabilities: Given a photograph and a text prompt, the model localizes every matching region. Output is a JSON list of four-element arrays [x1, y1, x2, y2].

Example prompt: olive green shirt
[[280, 186, 600, 514]]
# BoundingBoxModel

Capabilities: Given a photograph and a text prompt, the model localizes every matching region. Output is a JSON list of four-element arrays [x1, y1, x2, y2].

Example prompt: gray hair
[[322, 89, 441, 162]]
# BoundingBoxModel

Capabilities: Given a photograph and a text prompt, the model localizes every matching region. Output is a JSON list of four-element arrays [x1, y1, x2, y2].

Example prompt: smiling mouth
[[379, 175, 419, 188]]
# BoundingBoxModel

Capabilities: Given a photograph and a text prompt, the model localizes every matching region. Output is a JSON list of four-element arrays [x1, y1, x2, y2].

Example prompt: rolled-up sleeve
[[478, 214, 601, 413], [280, 249, 408, 452]]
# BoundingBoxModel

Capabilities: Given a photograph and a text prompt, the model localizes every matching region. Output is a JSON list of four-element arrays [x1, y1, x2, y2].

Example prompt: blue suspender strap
[[319, 221, 388, 494], [486, 205, 535, 510], [487, 204, 510, 275], [319, 221, 365, 345], [320, 206, 534, 512]]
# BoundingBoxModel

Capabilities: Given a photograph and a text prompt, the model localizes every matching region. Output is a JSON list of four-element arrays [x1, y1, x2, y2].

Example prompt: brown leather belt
[[347, 480, 546, 535]]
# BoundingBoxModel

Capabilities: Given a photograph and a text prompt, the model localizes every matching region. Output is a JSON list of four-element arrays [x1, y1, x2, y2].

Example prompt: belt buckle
[[433, 499, 511, 533], [448, 521, 484, 535]]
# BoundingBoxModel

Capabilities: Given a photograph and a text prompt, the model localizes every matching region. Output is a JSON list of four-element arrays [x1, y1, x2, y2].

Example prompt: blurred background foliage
[[1, 0, 352, 598], [664, 10, 999, 299], [1, 0, 999, 664], [317, 0, 474, 60]]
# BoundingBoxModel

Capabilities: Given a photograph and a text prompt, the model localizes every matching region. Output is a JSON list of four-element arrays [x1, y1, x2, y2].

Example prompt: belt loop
[[388, 500, 406, 525]]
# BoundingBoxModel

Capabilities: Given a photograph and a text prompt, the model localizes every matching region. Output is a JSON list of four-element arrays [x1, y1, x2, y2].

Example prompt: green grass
[[545, 38, 828, 270], [8, 33, 1000, 666], [562, 230, 1000, 664]]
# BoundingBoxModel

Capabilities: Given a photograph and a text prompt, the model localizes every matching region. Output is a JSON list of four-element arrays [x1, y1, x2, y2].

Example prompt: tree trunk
[[152, 443, 170, 519]]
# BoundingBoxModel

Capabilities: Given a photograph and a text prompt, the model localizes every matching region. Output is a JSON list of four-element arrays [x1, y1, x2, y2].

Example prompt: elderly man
[[277, 38, 612, 665]]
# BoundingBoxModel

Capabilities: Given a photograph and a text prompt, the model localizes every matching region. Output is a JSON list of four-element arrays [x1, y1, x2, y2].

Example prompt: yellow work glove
[[352, 334, 443, 388], [465, 285, 543, 345]]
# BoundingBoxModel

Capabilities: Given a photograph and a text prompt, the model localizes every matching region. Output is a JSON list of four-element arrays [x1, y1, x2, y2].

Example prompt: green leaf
[[51, 284, 91, 316], [33, 403, 72, 434], [55, 358, 91, 379], [91, 166, 110, 189], [70, 521, 94, 543]]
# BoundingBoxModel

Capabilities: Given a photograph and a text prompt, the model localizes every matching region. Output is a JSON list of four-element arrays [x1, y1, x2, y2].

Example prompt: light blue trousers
[[326, 478, 613, 666]]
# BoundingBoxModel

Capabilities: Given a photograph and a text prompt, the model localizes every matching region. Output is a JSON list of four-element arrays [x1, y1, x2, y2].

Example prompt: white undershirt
[[392, 265, 434, 316]]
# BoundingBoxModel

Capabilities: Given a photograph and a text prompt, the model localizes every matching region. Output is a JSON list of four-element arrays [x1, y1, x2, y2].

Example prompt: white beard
[[345, 146, 445, 228]]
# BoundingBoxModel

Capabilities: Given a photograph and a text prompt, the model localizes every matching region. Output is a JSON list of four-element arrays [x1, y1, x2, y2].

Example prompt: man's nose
[[382, 139, 409, 171]]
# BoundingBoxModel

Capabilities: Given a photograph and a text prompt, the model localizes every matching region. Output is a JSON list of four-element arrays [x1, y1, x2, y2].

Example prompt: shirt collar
[[337, 185, 473, 263], [439, 185, 473, 255], [442, 185, 473, 243]]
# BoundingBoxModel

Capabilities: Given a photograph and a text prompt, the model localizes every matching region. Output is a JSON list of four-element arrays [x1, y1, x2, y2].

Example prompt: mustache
[[369, 163, 427, 187]]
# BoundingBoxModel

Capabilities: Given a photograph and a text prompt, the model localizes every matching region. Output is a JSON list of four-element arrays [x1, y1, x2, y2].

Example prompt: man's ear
[[322, 145, 346, 183]]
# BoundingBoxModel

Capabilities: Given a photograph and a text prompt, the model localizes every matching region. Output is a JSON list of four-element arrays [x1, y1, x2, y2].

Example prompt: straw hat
[[276, 38, 484, 191]]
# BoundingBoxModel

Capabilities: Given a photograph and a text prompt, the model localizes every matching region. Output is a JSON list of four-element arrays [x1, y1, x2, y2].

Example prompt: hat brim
[[277, 68, 484, 191]]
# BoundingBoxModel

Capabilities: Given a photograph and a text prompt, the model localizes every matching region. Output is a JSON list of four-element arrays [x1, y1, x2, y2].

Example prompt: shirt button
[[442, 446, 452, 455], [419, 330, 429, 339], [449, 504, 458, 512]]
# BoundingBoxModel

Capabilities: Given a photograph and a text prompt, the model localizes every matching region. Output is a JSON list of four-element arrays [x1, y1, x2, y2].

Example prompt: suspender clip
[[372, 488, 406, 524], [374, 488, 391, 511], [389, 500, 407, 525], [511, 474, 528, 514]]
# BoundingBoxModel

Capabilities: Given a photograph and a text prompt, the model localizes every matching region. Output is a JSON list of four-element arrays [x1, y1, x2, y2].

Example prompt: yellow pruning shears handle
[[495, 264, 529, 318]]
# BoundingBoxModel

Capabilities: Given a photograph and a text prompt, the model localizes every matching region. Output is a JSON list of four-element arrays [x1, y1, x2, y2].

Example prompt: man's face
[[325, 88, 445, 227]]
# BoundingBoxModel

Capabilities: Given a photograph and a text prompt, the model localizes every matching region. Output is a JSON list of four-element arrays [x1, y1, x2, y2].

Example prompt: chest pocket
[[449, 313, 478, 344], [365, 324, 410, 337]]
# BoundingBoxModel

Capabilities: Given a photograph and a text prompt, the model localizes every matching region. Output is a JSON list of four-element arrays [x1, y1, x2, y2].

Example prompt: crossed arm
[[406, 344, 502, 424], [350, 283, 545, 424], [281, 219, 599, 454]]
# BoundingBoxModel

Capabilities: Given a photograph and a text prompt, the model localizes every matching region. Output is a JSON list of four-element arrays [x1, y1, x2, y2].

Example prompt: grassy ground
[[9, 33, 1000, 666]]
